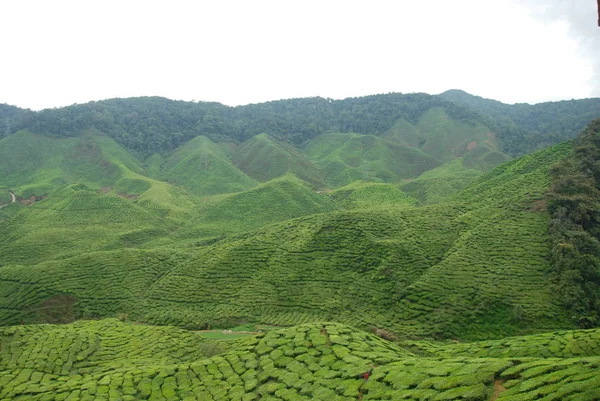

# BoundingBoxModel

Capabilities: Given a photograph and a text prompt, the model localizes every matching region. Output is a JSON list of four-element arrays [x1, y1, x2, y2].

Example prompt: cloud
[[516, 0, 600, 96], [0, 0, 596, 109]]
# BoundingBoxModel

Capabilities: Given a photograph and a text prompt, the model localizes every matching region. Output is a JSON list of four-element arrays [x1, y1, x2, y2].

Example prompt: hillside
[[305, 133, 440, 187], [8, 91, 599, 158], [440, 89, 600, 154], [233, 134, 324, 186], [1, 97, 600, 399], [161, 135, 257, 196], [0, 141, 575, 340]]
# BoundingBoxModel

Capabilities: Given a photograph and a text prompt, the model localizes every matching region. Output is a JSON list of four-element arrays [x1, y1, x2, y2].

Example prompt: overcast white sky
[[0, 0, 598, 110]]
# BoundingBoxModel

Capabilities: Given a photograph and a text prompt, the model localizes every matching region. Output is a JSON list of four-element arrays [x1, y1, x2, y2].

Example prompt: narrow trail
[[0, 191, 16, 209]]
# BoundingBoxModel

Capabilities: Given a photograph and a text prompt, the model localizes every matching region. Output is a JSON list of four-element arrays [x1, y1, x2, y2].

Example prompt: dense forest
[[2, 94, 485, 154], [548, 118, 600, 328], [4, 91, 598, 157]]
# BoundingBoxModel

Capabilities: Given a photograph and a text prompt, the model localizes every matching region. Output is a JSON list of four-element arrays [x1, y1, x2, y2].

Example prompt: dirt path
[[0, 191, 16, 209], [490, 379, 507, 401]]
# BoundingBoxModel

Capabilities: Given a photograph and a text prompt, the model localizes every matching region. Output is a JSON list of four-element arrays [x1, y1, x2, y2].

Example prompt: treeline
[[3, 94, 501, 155], [441, 89, 600, 155], [4, 91, 599, 157], [548, 118, 600, 328]]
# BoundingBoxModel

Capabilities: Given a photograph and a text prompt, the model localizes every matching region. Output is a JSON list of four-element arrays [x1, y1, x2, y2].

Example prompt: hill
[[0, 130, 143, 198], [170, 176, 337, 241], [1, 100, 600, 399], [9, 91, 597, 159], [440, 89, 600, 154], [328, 181, 419, 210], [399, 158, 484, 204], [305, 133, 440, 187], [0, 141, 574, 339], [161, 135, 257, 196], [0, 184, 167, 266], [233, 134, 324, 186]]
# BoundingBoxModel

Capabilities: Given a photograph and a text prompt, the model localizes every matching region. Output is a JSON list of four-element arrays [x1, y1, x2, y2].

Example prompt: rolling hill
[[161, 135, 257, 196], [1, 95, 600, 400], [305, 133, 440, 187]]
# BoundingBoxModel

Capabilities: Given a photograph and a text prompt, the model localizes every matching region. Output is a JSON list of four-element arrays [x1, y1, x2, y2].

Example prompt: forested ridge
[[548, 118, 600, 328], [441, 89, 600, 155], [3, 91, 599, 157]]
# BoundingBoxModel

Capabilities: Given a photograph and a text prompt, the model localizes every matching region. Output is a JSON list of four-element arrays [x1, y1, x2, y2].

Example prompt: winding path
[[0, 191, 16, 209]]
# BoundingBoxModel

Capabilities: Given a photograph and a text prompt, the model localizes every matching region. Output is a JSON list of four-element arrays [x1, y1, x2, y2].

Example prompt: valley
[[0, 91, 599, 400]]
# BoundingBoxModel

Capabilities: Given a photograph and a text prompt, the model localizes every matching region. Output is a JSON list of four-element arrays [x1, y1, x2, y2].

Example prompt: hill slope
[[305, 133, 440, 187], [233, 133, 324, 186], [162, 135, 257, 196], [0, 142, 574, 339]]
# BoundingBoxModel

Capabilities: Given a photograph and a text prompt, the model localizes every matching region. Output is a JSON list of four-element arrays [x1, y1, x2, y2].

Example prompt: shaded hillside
[[1, 320, 599, 401], [5, 92, 554, 157], [0, 141, 574, 339], [440, 89, 600, 155], [161, 135, 257, 196], [547, 118, 600, 327], [305, 133, 439, 187], [233, 134, 324, 186], [328, 181, 419, 210], [399, 158, 483, 204]]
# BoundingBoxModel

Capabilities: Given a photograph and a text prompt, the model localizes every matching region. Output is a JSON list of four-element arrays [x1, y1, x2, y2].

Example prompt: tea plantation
[[1, 320, 599, 400], [1, 100, 599, 399]]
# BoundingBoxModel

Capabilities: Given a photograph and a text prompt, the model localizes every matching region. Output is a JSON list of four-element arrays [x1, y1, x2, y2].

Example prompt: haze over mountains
[[0, 90, 600, 400]]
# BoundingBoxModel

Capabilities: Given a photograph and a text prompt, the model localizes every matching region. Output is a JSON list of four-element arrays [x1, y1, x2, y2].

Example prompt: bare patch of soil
[[467, 141, 478, 151], [530, 199, 547, 212], [31, 294, 78, 324], [490, 379, 507, 401], [118, 193, 139, 201], [99, 186, 112, 194], [18, 194, 47, 206]]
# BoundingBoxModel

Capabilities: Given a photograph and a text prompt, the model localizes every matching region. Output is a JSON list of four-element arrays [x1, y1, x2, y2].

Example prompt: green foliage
[[162, 135, 257, 196], [233, 134, 324, 186], [329, 181, 419, 210], [399, 158, 483, 204], [1, 320, 599, 401], [188, 176, 336, 234], [305, 133, 439, 187], [547, 119, 600, 327], [440, 89, 600, 155]]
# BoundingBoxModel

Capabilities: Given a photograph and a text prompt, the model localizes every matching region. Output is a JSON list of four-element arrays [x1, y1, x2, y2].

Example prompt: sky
[[0, 0, 598, 110]]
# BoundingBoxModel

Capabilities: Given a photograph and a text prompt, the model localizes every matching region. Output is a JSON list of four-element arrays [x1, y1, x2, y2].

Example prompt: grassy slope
[[162, 136, 257, 196], [382, 108, 511, 169], [305, 133, 440, 188], [171, 176, 337, 241], [328, 181, 419, 210], [234, 133, 324, 187], [415, 107, 510, 168], [0, 143, 573, 340], [399, 158, 484, 204], [0, 130, 194, 223], [0, 185, 168, 267], [1, 320, 599, 401]]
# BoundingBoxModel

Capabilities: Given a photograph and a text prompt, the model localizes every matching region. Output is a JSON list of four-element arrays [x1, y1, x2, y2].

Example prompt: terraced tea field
[[0, 142, 576, 341], [1, 320, 599, 400]]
